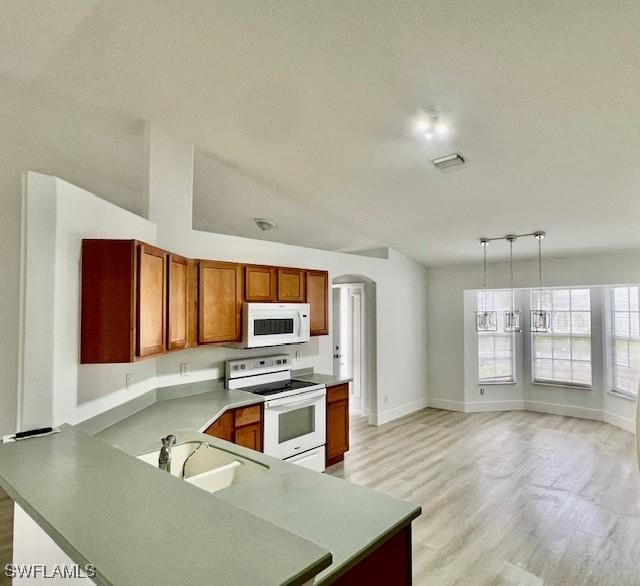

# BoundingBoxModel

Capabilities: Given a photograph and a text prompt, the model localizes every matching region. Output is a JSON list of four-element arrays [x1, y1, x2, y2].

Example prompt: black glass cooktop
[[242, 379, 316, 397]]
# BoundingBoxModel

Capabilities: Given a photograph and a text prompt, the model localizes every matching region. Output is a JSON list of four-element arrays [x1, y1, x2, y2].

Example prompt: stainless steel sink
[[137, 441, 268, 493]]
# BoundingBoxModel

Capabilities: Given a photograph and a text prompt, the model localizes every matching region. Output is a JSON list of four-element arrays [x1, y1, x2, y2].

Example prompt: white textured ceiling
[[5, 1, 640, 265]]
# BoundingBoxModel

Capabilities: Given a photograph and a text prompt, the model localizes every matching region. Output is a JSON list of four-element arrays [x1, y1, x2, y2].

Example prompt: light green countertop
[[1, 376, 420, 584], [0, 425, 330, 586], [293, 371, 353, 387]]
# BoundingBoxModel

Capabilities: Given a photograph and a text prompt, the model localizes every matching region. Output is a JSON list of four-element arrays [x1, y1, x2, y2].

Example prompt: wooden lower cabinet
[[204, 404, 264, 452], [331, 525, 412, 585], [326, 383, 349, 467], [234, 422, 262, 451], [204, 411, 234, 442]]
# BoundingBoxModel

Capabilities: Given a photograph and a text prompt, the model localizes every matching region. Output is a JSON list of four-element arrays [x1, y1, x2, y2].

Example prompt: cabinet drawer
[[327, 383, 349, 403], [234, 404, 262, 427]]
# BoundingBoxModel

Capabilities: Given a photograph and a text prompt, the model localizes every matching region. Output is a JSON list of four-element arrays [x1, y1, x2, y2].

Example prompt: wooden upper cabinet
[[198, 260, 243, 343], [81, 239, 137, 363], [245, 265, 276, 301], [306, 270, 329, 336], [167, 254, 190, 350], [136, 243, 167, 358], [277, 268, 306, 302]]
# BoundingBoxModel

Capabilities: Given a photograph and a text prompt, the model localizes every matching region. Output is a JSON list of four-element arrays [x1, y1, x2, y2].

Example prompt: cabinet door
[[81, 239, 136, 364], [204, 411, 234, 441], [245, 265, 276, 301], [167, 254, 189, 350], [306, 270, 329, 336], [277, 268, 306, 302], [136, 243, 167, 357], [326, 384, 349, 466], [198, 261, 243, 343], [234, 422, 263, 452]]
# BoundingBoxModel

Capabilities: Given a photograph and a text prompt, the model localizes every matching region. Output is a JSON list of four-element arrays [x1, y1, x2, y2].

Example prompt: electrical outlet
[[295, 350, 302, 360], [125, 373, 132, 389], [384, 395, 388, 404], [180, 362, 189, 376]]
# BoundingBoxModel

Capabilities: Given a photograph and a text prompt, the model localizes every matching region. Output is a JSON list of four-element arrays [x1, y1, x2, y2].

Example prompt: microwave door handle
[[298, 311, 303, 336]]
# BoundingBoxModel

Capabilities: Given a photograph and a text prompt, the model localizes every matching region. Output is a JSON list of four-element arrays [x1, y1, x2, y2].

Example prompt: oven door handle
[[265, 389, 326, 409]]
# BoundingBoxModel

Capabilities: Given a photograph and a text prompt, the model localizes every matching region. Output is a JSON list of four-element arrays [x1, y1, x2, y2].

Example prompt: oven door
[[263, 388, 326, 460], [244, 303, 310, 348]]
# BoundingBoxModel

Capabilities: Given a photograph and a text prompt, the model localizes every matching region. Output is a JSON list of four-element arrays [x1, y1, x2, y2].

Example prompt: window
[[477, 290, 515, 383], [531, 289, 592, 387], [611, 287, 640, 396]]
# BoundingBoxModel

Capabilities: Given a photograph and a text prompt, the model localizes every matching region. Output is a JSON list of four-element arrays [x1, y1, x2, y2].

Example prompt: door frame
[[332, 283, 367, 415]]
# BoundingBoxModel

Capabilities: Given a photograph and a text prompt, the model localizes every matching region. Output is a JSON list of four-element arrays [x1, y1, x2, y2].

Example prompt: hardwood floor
[[327, 408, 640, 586], [0, 486, 12, 585]]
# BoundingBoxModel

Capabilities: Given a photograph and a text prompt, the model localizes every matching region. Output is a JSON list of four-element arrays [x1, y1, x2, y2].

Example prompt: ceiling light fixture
[[254, 218, 277, 232], [476, 239, 497, 332], [503, 235, 521, 333], [530, 231, 549, 332], [415, 109, 448, 141]]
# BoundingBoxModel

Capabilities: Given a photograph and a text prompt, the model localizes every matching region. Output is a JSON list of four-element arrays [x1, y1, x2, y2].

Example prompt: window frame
[[530, 288, 593, 389], [610, 286, 640, 399], [476, 290, 517, 385]]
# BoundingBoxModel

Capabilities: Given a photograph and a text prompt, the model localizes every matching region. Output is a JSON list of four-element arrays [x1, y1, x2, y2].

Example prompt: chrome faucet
[[158, 434, 176, 473]]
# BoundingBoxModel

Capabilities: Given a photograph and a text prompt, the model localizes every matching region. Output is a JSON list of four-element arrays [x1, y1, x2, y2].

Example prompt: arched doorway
[[332, 275, 377, 418]]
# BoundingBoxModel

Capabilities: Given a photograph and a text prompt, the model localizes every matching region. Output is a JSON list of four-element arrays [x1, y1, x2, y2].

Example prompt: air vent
[[431, 152, 467, 171]]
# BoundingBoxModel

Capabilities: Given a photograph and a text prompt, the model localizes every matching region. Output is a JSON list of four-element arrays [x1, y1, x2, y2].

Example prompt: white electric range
[[225, 354, 326, 472]]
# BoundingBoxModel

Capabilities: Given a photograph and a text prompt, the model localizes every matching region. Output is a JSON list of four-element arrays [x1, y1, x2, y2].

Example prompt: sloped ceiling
[[4, 1, 640, 264]]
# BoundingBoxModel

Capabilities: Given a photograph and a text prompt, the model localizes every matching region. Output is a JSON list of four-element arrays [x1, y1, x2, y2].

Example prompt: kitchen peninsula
[[0, 375, 420, 585]]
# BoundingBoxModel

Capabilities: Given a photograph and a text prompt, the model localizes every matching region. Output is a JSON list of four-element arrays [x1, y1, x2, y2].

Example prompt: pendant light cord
[[509, 239, 515, 310], [482, 243, 488, 313], [537, 235, 543, 311]]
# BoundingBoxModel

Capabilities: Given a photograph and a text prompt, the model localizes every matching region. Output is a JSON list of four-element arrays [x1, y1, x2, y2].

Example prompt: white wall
[[18, 126, 429, 429], [20, 173, 157, 431], [0, 84, 144, 436], [427, 253, 640, 431]]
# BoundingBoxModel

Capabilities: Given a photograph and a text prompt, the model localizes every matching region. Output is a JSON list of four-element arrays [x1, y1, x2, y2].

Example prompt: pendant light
[[530, 231, 549, 332], [503, 235, 521, 332], [476, 239, 497, 332]]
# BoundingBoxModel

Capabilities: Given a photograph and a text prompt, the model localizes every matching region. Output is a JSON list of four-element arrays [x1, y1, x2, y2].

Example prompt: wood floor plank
[[328, 408, 640, 585]]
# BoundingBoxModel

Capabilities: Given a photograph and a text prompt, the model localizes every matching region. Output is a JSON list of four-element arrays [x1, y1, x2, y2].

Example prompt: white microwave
[[241, 303, 310, 348]]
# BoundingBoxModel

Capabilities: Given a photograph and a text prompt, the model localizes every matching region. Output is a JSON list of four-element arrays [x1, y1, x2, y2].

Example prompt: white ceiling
[[5, 1, 640, 265]]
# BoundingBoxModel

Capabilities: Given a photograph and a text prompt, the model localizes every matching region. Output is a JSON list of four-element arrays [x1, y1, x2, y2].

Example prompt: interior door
[[136, 243, 167, 357], [332, 286, 346, 376]]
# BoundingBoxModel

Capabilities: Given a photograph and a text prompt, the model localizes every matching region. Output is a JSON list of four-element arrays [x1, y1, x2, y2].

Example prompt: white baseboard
[[425, 397, 636, 435], [464, 399, 525, 412], [603, 410, 636, 433], [372, 397, 430, 426], [524, 400, 602, 421], [427, 397, 465, 412]]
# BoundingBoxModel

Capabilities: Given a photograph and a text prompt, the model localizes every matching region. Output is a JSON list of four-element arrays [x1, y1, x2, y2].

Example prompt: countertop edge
[[0, 428, 111, 585], [317, 506, 422, 584], [0, 425, 334, 586]]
